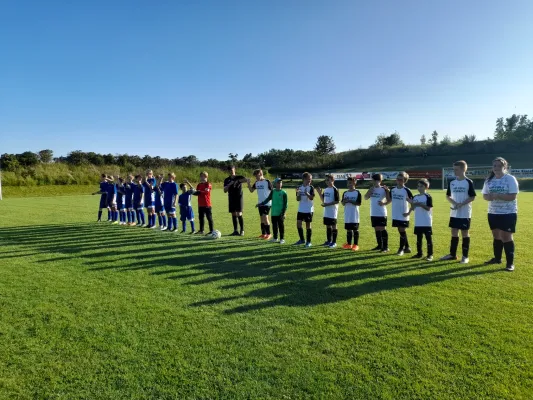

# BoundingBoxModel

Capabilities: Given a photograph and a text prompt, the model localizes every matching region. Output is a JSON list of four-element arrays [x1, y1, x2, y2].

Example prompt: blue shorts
[[155, 203, 165, 213], [99, 195, 108, 209], [144, 201, 154, 209], [180, 206, 194, 221], [165, 203, 176, 214], [117, 202, 125, 211], [107, 198, 116, 208], [125, 198, 133, 209]]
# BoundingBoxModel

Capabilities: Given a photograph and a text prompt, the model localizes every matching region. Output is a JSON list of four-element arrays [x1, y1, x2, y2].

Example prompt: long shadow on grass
[[0, 224, 503, 313]]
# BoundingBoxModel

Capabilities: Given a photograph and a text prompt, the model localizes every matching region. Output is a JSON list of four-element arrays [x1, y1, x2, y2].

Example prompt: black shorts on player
[[323, 217, 337, 226], [414, 226, 433, 235], [345, 223, 359, 230], [228, 196, 243, 213], [488, 213, 517, 233], [449, 217, 471, 230], [392, 219, 409, 228], [297, 212, 313, 223], [257, 206, 271, 216], [371, 216, 387, 227], [99, 195, 108, 209]]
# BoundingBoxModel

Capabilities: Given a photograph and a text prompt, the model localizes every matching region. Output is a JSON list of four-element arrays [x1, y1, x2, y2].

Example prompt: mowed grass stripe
[[0, 189, 532, 399]]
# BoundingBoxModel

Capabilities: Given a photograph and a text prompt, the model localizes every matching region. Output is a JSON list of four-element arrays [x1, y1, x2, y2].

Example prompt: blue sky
[[1, 0, 533, 160]]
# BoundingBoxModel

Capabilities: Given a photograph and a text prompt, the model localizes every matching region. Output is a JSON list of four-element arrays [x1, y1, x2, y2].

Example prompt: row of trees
[[1, 114, 531, 174]]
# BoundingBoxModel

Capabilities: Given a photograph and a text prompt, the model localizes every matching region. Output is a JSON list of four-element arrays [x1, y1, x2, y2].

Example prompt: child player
[[92, 173, 109, 222], [294, 172, 315, 248], [316, 174, 340, 248], [405, 179, 434, 261], [106, 175, 118, 224], [364, 174, 391, 252], [163, 173, 179, 232], [116, 177, 127, 225], [257, 177, 288, 243], [179, 183, 196, 233], [125, 175, 136, 226], [185, 172, 214, 235], [341, 176, 362, 251], [133, 175, 146, 227], [389, 172, 414, 256], [440, 161, 477, 263], [223, 166, 248, 236], [154, 174, 167, 231], [247, 169, 273, 239], [143, 171, 156, 229]]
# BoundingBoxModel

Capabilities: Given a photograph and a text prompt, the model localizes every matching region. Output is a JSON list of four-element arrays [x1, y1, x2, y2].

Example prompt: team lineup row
[[93, 158, 519, 271]]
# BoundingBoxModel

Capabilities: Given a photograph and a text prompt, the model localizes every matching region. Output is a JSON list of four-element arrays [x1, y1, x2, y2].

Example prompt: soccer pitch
[[1, 190, 532, 399]]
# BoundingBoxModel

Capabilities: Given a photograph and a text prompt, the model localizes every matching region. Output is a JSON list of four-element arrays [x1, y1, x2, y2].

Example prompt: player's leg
[[329, 223, 338, 248], [324, 219, 332, 246], [161, 211, 167, 231], [231, 209, 239, 235], [441, 220, 460, 260], [206, 207, 214, 233], [352, 225, 360, 250], [501, 228, 515, 271], [425, 230, 434, 261], [278, 216, 285, 243], [263, 211, 271, 239], [414, 231, 424, 258], [237, 210, 244, 236], [271, 216, 279, 242], [371, 218, 382, 250], [380, 223, 389, 252], [198, 207, 206, 233], [343, 225, 353, 249], [460, 229, 470, 263], [259, 209, 266, 238], [397, 226, 409, 255], [305, 217, 312, 247], [295, 217, 305, 245], [189, 208, 196, 233]]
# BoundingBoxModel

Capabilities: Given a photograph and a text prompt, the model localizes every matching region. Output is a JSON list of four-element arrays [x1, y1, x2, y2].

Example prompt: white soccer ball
[[207, 230, 222, 239]]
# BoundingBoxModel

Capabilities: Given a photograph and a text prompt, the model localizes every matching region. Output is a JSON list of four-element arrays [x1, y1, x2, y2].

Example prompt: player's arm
[[306, 186, 315, 201], [258, 191, 273, 207], [223, 179, 231, 193], [364, 187, 374, 200], [418, 195, 433, 211], [316, 186, 324, 202], [445, 182, 457, 205], [296, 187, 301, 202], [247, 179, 256, 193], [281, 192, 288, 218], [384, 186, 391, 203]]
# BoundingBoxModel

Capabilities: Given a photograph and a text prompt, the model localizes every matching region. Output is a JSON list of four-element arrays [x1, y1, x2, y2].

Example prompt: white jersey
[[369, 186, 388, 217], [481, 174, 519, 214], [297, 185, 315, 213], [447, 178, 476, 219], [413, 193, 433, 227], [254, 179, 273, 206], [391, 186, 413, 221], [342, 190, 362, 224], [322, 186, 340, 219]]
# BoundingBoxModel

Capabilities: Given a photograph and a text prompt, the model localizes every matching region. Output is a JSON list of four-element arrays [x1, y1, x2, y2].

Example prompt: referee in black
[[224, 165, 248, 236]]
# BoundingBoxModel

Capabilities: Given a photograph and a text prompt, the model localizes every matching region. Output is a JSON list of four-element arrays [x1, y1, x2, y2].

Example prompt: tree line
[[1, 113, 532, 175]]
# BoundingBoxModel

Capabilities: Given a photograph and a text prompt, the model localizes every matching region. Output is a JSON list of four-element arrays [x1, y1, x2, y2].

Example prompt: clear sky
[[1, 0, 533, 160]]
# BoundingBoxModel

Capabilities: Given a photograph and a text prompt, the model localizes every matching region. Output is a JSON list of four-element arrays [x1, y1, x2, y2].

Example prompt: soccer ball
[[206, 230, 222, 240]]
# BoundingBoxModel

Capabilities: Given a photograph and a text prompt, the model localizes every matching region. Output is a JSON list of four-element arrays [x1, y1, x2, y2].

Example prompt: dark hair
[[302, 172, 312, 180], [253, 169, 262, 176], [326, 174, 335, 182], [418, 179, 430, 188], [372, 173, 383, 181], [487, 157, 509, 181], [135, 174, 141, 180], [179, 183, 186, 190], [228, 165, 236, 171], [101, 173, 107, 178]]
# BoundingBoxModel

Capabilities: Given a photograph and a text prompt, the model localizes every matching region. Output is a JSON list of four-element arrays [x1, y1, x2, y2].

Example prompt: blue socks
[[140, 211, 146, 225], [173, 217, 177, 230], [182, 221, 186, 231], [162, 215, 167, 228], [190, 221, 195, 231], [168, 217, 174, 231], [158, 215, 162, 227]]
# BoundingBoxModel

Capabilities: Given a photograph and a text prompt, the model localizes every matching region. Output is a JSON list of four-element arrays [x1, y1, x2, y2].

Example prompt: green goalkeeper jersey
[[261, 189, 288, 216]]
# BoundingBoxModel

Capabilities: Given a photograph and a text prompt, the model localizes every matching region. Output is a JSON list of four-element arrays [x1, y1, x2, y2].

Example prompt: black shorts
[[449, 217, 471, 230], [323, 217, 337, 226], [258, 206, 271, 216], [371, 216, 387, 227], [414, 226, 433, 235], [99, 195, 108, 209], [392, 219, 409, 228], [345, 223, 359, 231], [228, 196, 243, 213], [488, 213, 517, 233], [297, 212, 313, 223]]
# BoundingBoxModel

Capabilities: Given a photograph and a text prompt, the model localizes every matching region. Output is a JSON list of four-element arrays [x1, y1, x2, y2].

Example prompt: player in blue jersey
[[92, 174, 109, 222], [154, 175, 167, 231], [116, 177, 127, 225], [143, 170, 157, 229], [163, 173, 179, 232], [124, 175, 136, 225], [179, 183, 196, 233], [106, 176, 118, 224], [133, 175, 146, 226]]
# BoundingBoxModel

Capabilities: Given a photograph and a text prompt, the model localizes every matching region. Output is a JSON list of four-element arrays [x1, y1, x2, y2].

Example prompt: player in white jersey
[[364, 173, 391, 252], [482, 157, 519, 272], [405, 179, 434, 261], [247, 169, 273, 240], [294, 172, 315, 248], [341, 177, 362, 251], [388, 172, 414, 256], [440, 161, 477, 264], [317, 175, 340, 248]]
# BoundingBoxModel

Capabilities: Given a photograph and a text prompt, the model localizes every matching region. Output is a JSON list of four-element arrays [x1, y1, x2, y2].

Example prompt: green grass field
[[1, 189, 532, 399]]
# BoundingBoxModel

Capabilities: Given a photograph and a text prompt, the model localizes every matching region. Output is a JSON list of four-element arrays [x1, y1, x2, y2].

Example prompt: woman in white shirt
[[481, 157, 519, 272]]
